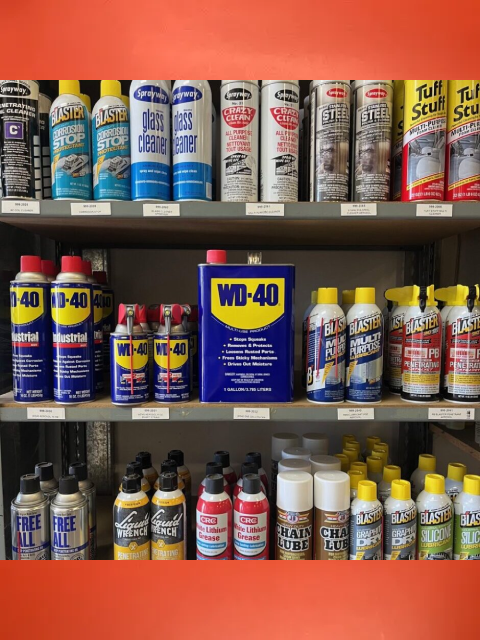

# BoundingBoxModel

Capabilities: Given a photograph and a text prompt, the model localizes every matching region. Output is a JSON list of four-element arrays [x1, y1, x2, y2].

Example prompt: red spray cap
[[117, 303, 141, 326], [138, 304, 147, 324], [206, 250, 227, 264], [41, 260, 57, 277], [20, 255, 42, 273], [61, 256, 83, 273], [93, 270, 107, 284], [187, 305, 198, 322], [160, 304, 183, 326], [147, 304, 160, 323], [82, 260, 93, 276]]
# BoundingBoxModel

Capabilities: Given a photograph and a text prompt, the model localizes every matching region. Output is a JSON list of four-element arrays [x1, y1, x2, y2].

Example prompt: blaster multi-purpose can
[[50, 475, 89, 560], [69, 462, 96, 560], [11, 474, 50, 560], [391, 80, 404, 201], [39, 93, 52, 199], [154, 304, 191, 403]]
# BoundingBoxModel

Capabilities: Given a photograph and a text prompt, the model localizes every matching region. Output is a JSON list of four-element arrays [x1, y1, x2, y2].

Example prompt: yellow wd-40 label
[[113, 495, 150, 560], [154, 338, 189, 370], [51, 287, 91, 325], [114, 338, 149, 370], [151, 493, 186, 560], [93, 288, 103, 324], [10, 287, 45, 324]]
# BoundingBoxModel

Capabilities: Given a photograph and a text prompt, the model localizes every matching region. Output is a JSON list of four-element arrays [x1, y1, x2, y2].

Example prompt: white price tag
[[132, 407, 170, 420], [416, 204, 453, 218], [27, 407, 66, 420], [246, 203, 285, 217], [337, 407, 375, 421], [143, 203, 180, 217], [2, 200, 40, 214], [341, 203, 377, 217], [70, 202, 111, 216], [428, 407, 475, 421], [234, 407, 270, 420]]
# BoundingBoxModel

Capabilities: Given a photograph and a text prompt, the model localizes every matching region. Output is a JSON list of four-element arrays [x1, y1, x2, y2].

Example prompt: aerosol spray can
[[454, 474, 480, 560], [198, 462, 231, 498], [244, 452, 268, 493], [279, 459, 311, 475], [445, 462, 467, 500], [391, 80, 404, 200], [276, 471, 313, 560], [271, 433, 299, 500], [314, 470, 350, 560], [11, 474, 50, 560], [41, 260, 58, 283], [35, 462, 58, 502], [39, 93, 52, 199], [234, 474, 270, 560], [334, 454, 350, 472], [302, 290, 318, 388], [310, 455, 341, 475], [283, 447, 311, 461], [154, 460, 186, 497], [136, 451, 158, 489], [385, 287, 408, 394], [214, 450, 237, 491], [378, 465, 401, 504], [220, 80, 259, 202], [51, 475, 89, 560], [348, 469, 365, 502], [123, 461, 152, 499], [363, 436, 381, 459], [417, 473, 453, 560], [69, 462, 96, 560], [83, 260, 103, 393], [302, 433, 328, 456], [260, 80, 300, 202], [196, 474, 233, 560], [93, 270, 114, 373], [350, 480, 383, 559], [154, 304, 191, 402], [233, 462, 266, 505], [410, 454, 437, 500], [114, 473, 150, 560], [384, 479, 417, 560], [168, 449, 192, 520], [341, 290, 355, 317], [184, 305, 199, 388], [151, 471, 187, 560]]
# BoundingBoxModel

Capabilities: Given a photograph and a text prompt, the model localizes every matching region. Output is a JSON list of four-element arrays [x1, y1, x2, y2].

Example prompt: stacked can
[[154, 304, 191, 403], [11, 474, 50, 560], [93, 270, 114, 373], [50, 475, 89, 560], [83, 260, 103, 393]]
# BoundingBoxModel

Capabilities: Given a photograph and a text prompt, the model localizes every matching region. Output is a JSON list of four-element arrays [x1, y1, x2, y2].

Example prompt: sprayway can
[[384, 479, 417, 560], [314, 471, 350, 560], [114, 474, 150, 560], [83, 261, 103, 393], [69, 462, 96, 560], [454, 474, 480, 560], [50, 80, 92, 200], [350, 480, 383, 560], [136, 451, 158, 490], [234, 474, 269, 560], [417, 474, 453, 560], [51, 475, 89, 560], [35, 462, 58, 502], [276, 471, 313, 560], [92, 80, 130, 201], [196, 474, 233, 560], [39, 93, 52, 199], [310, 80, 350, 202], [154, 304, 191, 402], [214, 451, 238, 491], [110, 304, 149, 405], [391, 80, 404, 200], [0, 80, 41, 199], [51, 256, 94, 404], [151, 471, 187, 560], [168, 449, 191, 521], [93, 271, 114, 373], [11, 474, 50, 560], [220, 80, 259, 202], [260, 80, 299, 202], [172, 80, 212, 201], [351, 80, 393, 201], [10, 255, 52, 402], [402, 80, 447, 201]]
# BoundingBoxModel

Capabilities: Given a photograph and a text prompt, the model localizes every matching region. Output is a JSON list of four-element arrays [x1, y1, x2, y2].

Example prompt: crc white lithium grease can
[[351, 80, 393, 201], [220, 80, 259, 202], [0, 80, 41, 199], [260, 80, 300, 202], [39, 93, 52, 198], [114, 473, 150, 560], [310, 80, 350, 202], [69, 462, 96, 560], [11, 474, 50, 560], [50, 475, 89, 560], [154, 304, 191, 403]]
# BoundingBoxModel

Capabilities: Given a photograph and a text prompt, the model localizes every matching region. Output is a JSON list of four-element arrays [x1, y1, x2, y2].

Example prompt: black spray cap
[[160, 471, 178, 492], [214, 451, 230, 467], [136, 451, 152, 468], [59, 475, 79, 495], [126, 461, 143, 478], [122, 474, 141, 493], [205, 474, 224, 495], [241, 462, 258, 476], [69, 462, 88, 482], [243, 473, 261, 495], [35, 462, 54, 481], [206, 461, 222, 476], [245, 452, 262, 468], [20, 474, 40, 494], [168, 449, 184, 467], [161, 459, 177, 474]]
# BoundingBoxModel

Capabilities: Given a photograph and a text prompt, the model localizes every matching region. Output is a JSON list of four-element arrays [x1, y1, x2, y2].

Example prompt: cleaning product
[[445, 462, 467, 499], [350, 480, 383, 559], [378, 465, 402, 504], [314, 471, 350, 560], [233, 474, 270, 560], [384, 479, 417, 560], [276, 471, 313, 560], [196, 474, 232, 560], [417, 473, 453, 560], [410, 454, 436, 500], [454, 474, 480, 560]]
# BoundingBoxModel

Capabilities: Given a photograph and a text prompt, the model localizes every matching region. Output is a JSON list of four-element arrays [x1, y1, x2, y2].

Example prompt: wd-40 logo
[[94, 106, 128, 129], [172, 86, 203, 104], [10, 287, 45, 324], [103, 293, 113, 318], [405, 314, 439, 336], [133, 85, 169, 104], [211, 278, 285, 330], [115, 339, 148, 370], [51, 288, 91, 325], [451, 315, 480, 336], [154, 338, 189, 370], [93, 291, 103, 323], [51, 105, 86, 128]]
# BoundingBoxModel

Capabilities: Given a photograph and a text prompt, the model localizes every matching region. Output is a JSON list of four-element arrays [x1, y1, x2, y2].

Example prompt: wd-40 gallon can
[[154, 304, 191, 403]]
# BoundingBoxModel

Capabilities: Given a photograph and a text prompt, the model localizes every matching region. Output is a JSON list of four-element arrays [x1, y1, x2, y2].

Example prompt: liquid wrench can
[[154, 304, 191, 403]]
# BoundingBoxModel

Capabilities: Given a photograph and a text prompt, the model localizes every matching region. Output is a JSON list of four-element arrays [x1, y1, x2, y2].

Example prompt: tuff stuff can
[[220, 80, 259, 202], [349, 480, 383, 560], [454, 474, 480, 560], [69, 462, 96, 560], [114, 474, 150, 560], [172, 80, 212, 201], [39, 93, 52, 199], [83, 261, 103, 393], [154, 304, 191, 403], [383, 479, 417, 560], [50, 475, 89, 560], [314, 471, 350, 560], [196, 474, 233, 560], [276, 471, 313, 560], [402, 80, 447, 201], [233, 474, 270, 560], [10, 255, 52, 403], [151, 472, 187, 560], [260, 80, 300, 202], [391, 80, 404, 200], [0, 80, 41, 199], [11, 474, 50, 560]]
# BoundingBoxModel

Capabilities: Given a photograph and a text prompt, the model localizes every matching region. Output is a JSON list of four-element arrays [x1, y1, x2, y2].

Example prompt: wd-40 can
[[220, 80, 259, 202], [385, 287, 408, 394], [130, 80, 171, 201], [310, 80, 350, 202], [69, 462, 96, 560], [172, 80, 212, 201], [51, 256, 95, 404], [391, 81, 404, 200], [35, 462, 59, 502], [154, 304, 191, 403], [151, 471, 187, 560], [0, 80, 41, 199], [39, 93, 52, 199], [83, 260, 103, 392], [446, 80, 480, 201], [41, 260, 58, 283], [110, 304, 149, 405], [114, 473, 150, 560], [51, 475, 89, 560], [10, 255, 52, 403], [402, 80, 447, 201], [345, 288, 383, 404], [260, 80, 300, 202], [186, 304, 199, 388], [138, 304, 154, 389], [11, 474, 50, 560], [198, 250, 295, 403], [306, 288, 346, 404], [49, 80, 92, 200], [92, 80, 131, 200], [93, 270, 114, 373], [351, 80, 393, 202]]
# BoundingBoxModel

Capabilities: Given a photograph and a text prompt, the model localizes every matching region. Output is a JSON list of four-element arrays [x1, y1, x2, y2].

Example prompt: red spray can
[[196, 474, 233, 560], [233, 462, 267, 506], [198, 462, 232, 498], [234, 474, 270, 560], [214, 451, 237, 491]]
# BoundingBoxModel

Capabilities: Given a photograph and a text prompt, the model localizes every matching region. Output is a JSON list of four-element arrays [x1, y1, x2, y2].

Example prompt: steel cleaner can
[[39, 93, 52, 199], [50, 475, 89, 560], [11, 474, 50, 560], [154, 304, 191, 403]]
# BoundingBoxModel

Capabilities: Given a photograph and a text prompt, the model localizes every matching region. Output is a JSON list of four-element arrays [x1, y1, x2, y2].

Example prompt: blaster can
[[69, 462, 97, 560], [50, 475, 89, 560], [154, 304, 191, 403], [11, 474, 50, 560]]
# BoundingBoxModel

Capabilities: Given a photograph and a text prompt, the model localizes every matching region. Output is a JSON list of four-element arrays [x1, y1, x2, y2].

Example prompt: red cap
[[20, 255, 42, 273], [160, 303, 183, 325], [82, 260, 93, 276], [117, 303, 141, 325], [61, 256, 83, 273], [93, 270, 107, 284], [138, 304, 147, 323], [147, 304, 160, 323], [41, 260, 57, 277], [206, 250, 227, 264], [189, 305, 198, 322]]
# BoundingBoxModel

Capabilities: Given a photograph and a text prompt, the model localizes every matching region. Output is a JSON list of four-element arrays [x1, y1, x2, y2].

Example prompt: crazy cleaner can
[[172, 80, 212, 201], [234, 473, 270, 560], [93, 270, 114, 373], [154, 304, 191, 403], [196, 474, 233, 560], [151, 471, 187, 560], [50, 475, 89, 560], [385, 287, 408, 394], [130, 80, 171, 201], [391, 80, 404, 201], [383, 479, 417, 560], [49, 80, 92, 200], [92, 80, 130, 200], [69, 462, 96, 560], [114, 473, 150, 560], [11, 474, 50, 560], [110, 303, 149, 405], [35, 462, 59, 502], [39, 93, 52, 199], [83, 260, 103, 392], [10, 255, 52, 402]]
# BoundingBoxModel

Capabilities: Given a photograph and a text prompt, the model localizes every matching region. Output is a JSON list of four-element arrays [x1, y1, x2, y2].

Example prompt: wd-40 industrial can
[[154, 304, 191, 403], [306, 288, 346, 404], [35, 462, 59, 502], [402, 80, 447, 201], [151, 471, 187, 560], [220, 80, 259, 202], [260, 80, 300, 202], [11, 474, 50, 560], [172, 80, 212, 201], [0, 80, 41, 199], [446, 80, 480, 201], [110, 304, 149, 405], [310, 80, 350, 202], [130, 80, 171, 200], [51, 256, 95, 404], [49, 80, 92, 200], [114, 473, 150, 560], [345, 288, 383, 404], [385, 287, 408, 394], [10, 255, 52, 403], [50, 475, 89, 560], [93, 270, 114, 373], [83, 260, 103, 392], [39, 93, 52, 199], [92, 80, 130, 200], [351, 80, 393, 202], [391, 80, 404, 200], [69, 462, 96, 560], [198, 250, 295, 403]]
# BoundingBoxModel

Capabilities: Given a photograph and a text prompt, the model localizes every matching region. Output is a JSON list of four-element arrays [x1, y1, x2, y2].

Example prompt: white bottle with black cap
[[276, 471, 313, 560], [51, 475, 89, 560], [302, 433, 329, 456], [214, 450, 237, 491], [314, 470, 350, 560], [244, 452, 268, 493], [196, 474, 233, 560], [35, 462, 58, 502], [233, 462, 266, 505], [310, 455, 341, 475], [271, 433, 299, 500], [234, 473, 270, 560], [69, 462, 96, 560], [11, 474, 50, 560]]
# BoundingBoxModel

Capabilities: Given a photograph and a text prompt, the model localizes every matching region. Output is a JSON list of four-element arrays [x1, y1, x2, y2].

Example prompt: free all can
[[50, 475, 89, 560], [154, 304, 191, 403], [11, 474, 50, 560]]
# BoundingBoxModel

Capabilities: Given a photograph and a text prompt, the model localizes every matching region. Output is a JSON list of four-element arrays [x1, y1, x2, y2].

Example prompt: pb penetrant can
[[83, 260, 103, 393], [383, 479, 417, 560], [196, 474, 233, 560], [454, 474, 480, 560], [39, 93, 52, 199], [417, 473, 453, 560], [276, 471, 313, 560], [10, 255, 52, 403], [314, 470, 350, 560], [151, 471, 187, 560], [154, 304, 191, 403], [69, 462, 96, 560], [114, 473, 150, 560], [11, 474, 50, 560], [350, 480, 383, 560], [35, 462, 58, 502], [234, 473, 269, 560], [391, 80, 404, 200], [51, 475, 89, 560]]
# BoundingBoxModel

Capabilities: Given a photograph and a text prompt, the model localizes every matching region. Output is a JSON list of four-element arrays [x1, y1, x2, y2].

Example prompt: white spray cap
[[310, 455, 341, 474], [277, 471, 313, 512], [314, 471, 350, 511], [272, 433, 299, 461], [278, 458, 312, 474], [302, 433, 328, 456], [282, 446, 311, 461]]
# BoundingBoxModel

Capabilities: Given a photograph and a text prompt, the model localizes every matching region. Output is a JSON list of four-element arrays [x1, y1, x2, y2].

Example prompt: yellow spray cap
[[342, 434, 356, 449], [391, 479, 411, 501], [343, 447, 358, 463], [101, 80, 122, 99], [435, 285, 478, 308], [357, 480, 377, 501], [310, 290, 317, 304], [385, 285, 436, 307], [347, 440, 361, 455], [342, 290, 355, 305], [334, 453, 350, 472], [366, 435, 381, 452], [121, 95, 130, 109], [425, 473, 445, 494], [384, 286, 408, 303], [355, 287, 376, 305], [317, 288, 338, 304], [367, 455, 383, 474], [80, 93, 91, 112], [383, 465, 401, 483], [351, 461, 368, 476], [372, 445, 388, 466], [463, 475, 480, 496], [348, 469, 365, 488], [59, 80, 81, 97], [418, 454, 436, 472], [447, 462, 467, 482]]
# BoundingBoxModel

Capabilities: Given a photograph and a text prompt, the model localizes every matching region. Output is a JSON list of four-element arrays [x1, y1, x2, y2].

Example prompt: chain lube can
[[172, 80, 212, 201], [11, 474, 50, 560], [51, 475, 89, 560], [154, 304, 191, 403]]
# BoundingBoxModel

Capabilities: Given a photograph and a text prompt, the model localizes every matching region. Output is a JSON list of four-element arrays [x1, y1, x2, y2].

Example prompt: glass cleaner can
[[39, 93, 52, 199], [69, 462, 96, 560], [11, 474, 50, 560], [154, 304, 191, 403], [114, 473, 150, 560], [50, 475, 89, 560]]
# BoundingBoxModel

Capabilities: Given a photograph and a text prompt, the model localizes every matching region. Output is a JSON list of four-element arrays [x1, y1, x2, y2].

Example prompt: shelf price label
[[416, 204, 453, 218], [340, 203, 377, 217], [132, 407, 170, 420], [27, 407, 66, 420], [70, 202, 111, 216], [246, 203, 284, 217], [234, 407, 270, 420], [143, 203, 180, 217], [428, 407, 475, 421], [337, 407, 375, 421], [2, 200, 40, 215]]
